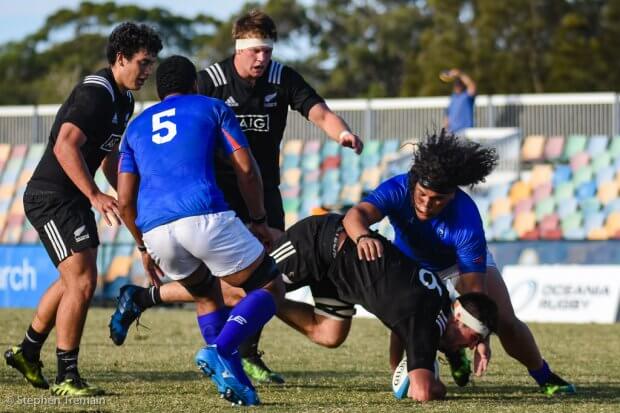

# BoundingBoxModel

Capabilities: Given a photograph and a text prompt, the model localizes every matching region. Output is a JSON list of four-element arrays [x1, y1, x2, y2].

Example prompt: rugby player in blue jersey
[[343, 130, 575, 395], [111, 55, 284, 406]]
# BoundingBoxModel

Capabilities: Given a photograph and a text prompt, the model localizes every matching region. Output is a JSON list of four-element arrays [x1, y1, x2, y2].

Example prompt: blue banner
[[0, 245, 57, 308]]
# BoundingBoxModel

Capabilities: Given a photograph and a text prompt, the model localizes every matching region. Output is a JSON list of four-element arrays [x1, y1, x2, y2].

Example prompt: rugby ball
[[392, 356, 440, 399]]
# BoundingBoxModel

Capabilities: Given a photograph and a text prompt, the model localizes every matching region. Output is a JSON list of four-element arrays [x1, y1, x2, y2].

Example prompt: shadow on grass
[[449, 384, 620, 403]]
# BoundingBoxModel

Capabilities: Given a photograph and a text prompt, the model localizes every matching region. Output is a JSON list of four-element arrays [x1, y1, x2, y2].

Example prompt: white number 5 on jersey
[[152, 108, 177, 144]]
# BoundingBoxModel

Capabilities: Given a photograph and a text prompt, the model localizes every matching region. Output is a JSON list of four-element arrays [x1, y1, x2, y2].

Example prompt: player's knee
[[70, 275, 97, 301], [312, 331, 346, 349]]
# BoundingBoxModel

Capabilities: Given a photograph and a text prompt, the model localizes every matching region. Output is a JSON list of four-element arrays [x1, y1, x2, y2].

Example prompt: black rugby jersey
[[197, 57, 324, 188], [273, 214, 452, 372], [28, 68, 134, 196]]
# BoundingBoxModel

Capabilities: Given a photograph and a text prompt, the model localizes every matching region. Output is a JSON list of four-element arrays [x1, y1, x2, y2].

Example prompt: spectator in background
[[442, 68, 476, 134]]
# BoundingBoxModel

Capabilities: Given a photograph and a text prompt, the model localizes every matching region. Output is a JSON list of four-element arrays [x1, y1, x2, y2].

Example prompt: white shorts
[[142, 211, 264, 280]]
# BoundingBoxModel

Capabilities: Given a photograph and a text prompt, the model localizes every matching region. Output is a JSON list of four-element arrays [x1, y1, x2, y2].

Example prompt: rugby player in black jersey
[[180, 9, 364, 383], [4, 22, 162, 396]]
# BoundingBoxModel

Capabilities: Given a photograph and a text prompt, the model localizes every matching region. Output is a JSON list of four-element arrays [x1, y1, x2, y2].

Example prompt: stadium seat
[[321, 155, 340, 170], [0, 144, 11, 173], [520, 227, 540, 240], [284, 212, 298, 229], [596, 165, 616, 185], [572, 166, 592, 186], [539, 213, 559, 232], [491, 214, 513, 239], [569, 151, 590, 171], [557, 197, 578, 219], [554, 181, 574, 202], [340, 183, 362, 205], [321, 140, 340, 158], [579, 197, 601, 215], [604, 211, 620, 236], [575, 181, 597, 201], [513, 198, 533, 214], [535, 197, 555, 220], [608, 136, 620, 159], [586, 134, 609, 157], [563, 134, 587, 161], [587, 227, 608, 240], [552, 164, 572, 187], [584, 211, 605, 234], [282, 168, 302, 187], [529, 164, 553, 188], [509, 180, 531, 204], [540, 228, 563, 240], [283, 139, 303, 156], [521, 135, 545, 162], [543, 135, 564, 161], [561, 211, 584, 239], [604, 198, 620, 214], [381, 139, 400, 158], [1, 213, 24, 243], [597, 181, 619, 205], [513, 211, 536, 237], [301, 153, 320, 171], [283, 197, 300, 214], [533, 182, 552, 202], [490, 197, 512, 220], [360, 167, 382, 191], [302, 140, 321, 155], [488, 182, 511, 203], [590, 152, 611, 171]]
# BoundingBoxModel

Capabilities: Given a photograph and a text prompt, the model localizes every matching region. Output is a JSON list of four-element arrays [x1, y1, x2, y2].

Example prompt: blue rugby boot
[[198, 345, 260, 406], [109, 285, 144, 345]]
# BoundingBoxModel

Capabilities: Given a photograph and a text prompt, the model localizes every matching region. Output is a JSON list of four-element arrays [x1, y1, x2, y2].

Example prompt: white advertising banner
[[503, 265, 620, 324]]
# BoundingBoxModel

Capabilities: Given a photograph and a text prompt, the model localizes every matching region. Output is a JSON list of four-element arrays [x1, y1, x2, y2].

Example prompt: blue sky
[[0, 1, 264, 44]]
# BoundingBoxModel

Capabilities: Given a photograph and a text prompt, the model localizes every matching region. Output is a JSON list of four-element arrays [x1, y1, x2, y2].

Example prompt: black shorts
[[273, 214, 355, 319], [23, 189, 99, 267]]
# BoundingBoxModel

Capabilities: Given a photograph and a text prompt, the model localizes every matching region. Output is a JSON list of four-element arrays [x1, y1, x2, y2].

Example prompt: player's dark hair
[[456, 293, 498, 334], [408, 129, 498, 193], [106, 22, 163, 64], [156, 55, 197, 99], [233, 9, 278, 41]]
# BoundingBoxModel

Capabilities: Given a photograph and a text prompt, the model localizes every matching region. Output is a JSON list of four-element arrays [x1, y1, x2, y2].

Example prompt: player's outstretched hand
[[474, 340, 491, 376], [339, 132, 364, 155], [250, 222, 276, 251], [356, 236, 383, 261], [140, 250, 164, 287], [90, 191, 121, 226]]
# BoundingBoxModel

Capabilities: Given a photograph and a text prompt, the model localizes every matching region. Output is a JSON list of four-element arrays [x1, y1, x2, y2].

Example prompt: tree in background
[[0, 0, 618, 104]]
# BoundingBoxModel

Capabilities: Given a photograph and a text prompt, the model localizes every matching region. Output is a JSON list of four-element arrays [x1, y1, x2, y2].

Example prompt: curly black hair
[[457, 292, 499, 335], [156, 55, 197, 99], [106, 22, 163, 64], [409, 129, 498, 192]]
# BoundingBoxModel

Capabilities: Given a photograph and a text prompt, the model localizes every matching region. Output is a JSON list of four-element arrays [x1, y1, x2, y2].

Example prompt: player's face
[[236, 45, 273, 79], [117, 49, 157, 91], [442, 321, 484, 352], [412, 183, 455, 221]]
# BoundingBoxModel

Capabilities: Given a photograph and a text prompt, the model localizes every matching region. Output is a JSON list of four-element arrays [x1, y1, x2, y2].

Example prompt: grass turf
[[1, 308, 619, 412]]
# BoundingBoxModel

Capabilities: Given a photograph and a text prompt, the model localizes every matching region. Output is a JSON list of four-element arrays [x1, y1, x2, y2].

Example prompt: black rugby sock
[[21, 325, 49, 362], [56, 347, 80, 382], [238, 326, 264, 358], [133, 286, 162, 310]]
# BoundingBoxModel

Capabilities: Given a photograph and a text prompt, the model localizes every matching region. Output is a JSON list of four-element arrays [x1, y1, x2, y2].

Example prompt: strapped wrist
[[250, 215, 267, 225]]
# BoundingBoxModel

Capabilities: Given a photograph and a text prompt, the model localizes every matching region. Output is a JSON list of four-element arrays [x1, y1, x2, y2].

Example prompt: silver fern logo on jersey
[[264, 92, 277, 107]]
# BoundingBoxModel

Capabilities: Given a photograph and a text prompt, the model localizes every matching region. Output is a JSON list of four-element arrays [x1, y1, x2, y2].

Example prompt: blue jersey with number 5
[[119, 94, 249, 232]]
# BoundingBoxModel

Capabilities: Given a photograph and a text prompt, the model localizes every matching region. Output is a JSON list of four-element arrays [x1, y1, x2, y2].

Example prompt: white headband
[[454, 301, 490, 338], [235, 38, 274, 50]]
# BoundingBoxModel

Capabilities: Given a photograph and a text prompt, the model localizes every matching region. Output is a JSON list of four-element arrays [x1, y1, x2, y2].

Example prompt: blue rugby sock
[[529, 359, 551, 385], [197, 307, 230, 344], [214, 289, 276, 357]]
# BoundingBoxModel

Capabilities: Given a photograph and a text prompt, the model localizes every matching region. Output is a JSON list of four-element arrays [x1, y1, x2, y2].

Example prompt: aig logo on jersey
[[100, 133, 122, 152], [237, 114, 270, 132], [264, 92, 277, 108]]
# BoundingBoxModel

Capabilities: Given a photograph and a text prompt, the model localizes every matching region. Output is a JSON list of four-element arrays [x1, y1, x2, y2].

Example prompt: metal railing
[[0, 92, 618, 144]]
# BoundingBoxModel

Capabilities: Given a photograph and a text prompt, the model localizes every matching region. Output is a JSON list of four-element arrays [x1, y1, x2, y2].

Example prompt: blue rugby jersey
[[119, 94, 249, 232], [363, 173, 487, 273]]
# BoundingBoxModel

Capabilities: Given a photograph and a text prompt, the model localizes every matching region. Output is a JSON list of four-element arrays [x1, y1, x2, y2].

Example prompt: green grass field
[[1, 308, 619, 412]]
